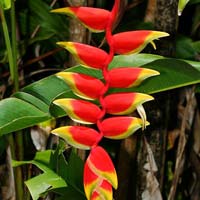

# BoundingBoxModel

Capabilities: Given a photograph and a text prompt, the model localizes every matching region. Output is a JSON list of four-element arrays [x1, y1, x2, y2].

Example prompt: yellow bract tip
[[151, 31, 170, 39], [50, 7, 73, 14], [56, 72, 72, 79]]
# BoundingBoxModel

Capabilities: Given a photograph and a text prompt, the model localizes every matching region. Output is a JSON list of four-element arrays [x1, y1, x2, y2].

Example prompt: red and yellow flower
[[84, 146, 117, 199], [51, 126, 100, 150], [53, 98, 101, 124], [57, 42, 108, 69], [51, 7, 110, 32], [108, 67, 160, 88], [104, 92, 153, 115], [51, 0, 168, 199], [113, 31, 169, 55], [56, 72, 104, 100], [100, 117, 150, 139]]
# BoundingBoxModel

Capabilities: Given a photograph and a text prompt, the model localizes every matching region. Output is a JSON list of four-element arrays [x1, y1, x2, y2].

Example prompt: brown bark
[[136, 1, 179, 199], [136, 94, 171, 200], [115, 135, 138, 200], [154, 0, 179, 57]]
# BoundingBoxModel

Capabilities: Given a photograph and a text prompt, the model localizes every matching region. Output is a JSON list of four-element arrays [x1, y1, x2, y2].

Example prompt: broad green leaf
[[109, 58, 200, 94], [110, 54, 200, 72], [13, 92, 49, 113], [0, 98, 50, 136], [22, 75, 70, 105], [55, 151, 85, 197], [12, 149, 85, 200], [25, 173, 66, 200], [12, 150, 67, 200], [109, 53, 164, 68]]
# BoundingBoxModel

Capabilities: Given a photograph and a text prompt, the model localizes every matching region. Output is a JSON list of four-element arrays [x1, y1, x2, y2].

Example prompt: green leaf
[[13, 92, 49, 113], [110, 58, 200, 94], [12, 150, 67, 200], [53, 150, 86, 200], [12, 149, 86, 200], [176, 35, 196, 59], [28, 0, 68, 37], [110, 53, 200, 72], [0, 0, 11, 10], [22, 75, 70, 106], [109, 53, 164, 68], [0, 98, 50, 136]]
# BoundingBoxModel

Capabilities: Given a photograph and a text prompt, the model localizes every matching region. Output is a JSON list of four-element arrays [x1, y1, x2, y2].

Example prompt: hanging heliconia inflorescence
[[51, 0, 169, 199]]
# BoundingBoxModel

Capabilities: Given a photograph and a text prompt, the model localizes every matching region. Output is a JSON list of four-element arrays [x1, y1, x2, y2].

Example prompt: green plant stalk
[[10, 0, 19, 92], [15, 132, 24, 200], [10, 1, 24, 199], [1, 2, 24, 199], [0, 4, 15, 81]]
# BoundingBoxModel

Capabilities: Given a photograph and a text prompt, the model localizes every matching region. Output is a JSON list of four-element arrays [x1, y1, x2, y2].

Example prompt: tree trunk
[[136, 0, 179, 199]]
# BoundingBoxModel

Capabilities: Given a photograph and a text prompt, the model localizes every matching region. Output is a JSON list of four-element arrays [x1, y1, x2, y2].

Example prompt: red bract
[[84, 146, 117, 199], [108, 67, 160, 88], [53, 98, 101, 124], [57, 42, 108, 69], [84, 159, 113, 200], [56, 72, 104, 100], [104, 92, 153, 115], [101, 117, 150, 139], [51, 7, 110, 32], [51, 126, 100, 150], [113, 31, 169, 54]]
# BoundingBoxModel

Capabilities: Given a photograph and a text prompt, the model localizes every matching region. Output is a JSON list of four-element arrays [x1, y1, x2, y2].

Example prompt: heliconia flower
[[101, 117, 150, 139], [84, 162, 113, 200], [51, 126, 100, 150], [108, 67, 160, 88], [85, 146, 118, 189], [57, 42, 108, 69], [53, 98, 101, 124], [104, 92, 154, 115], [51, 7, 110, 32], [113, 31, 169, 54], [56, 72, 105, 100]]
